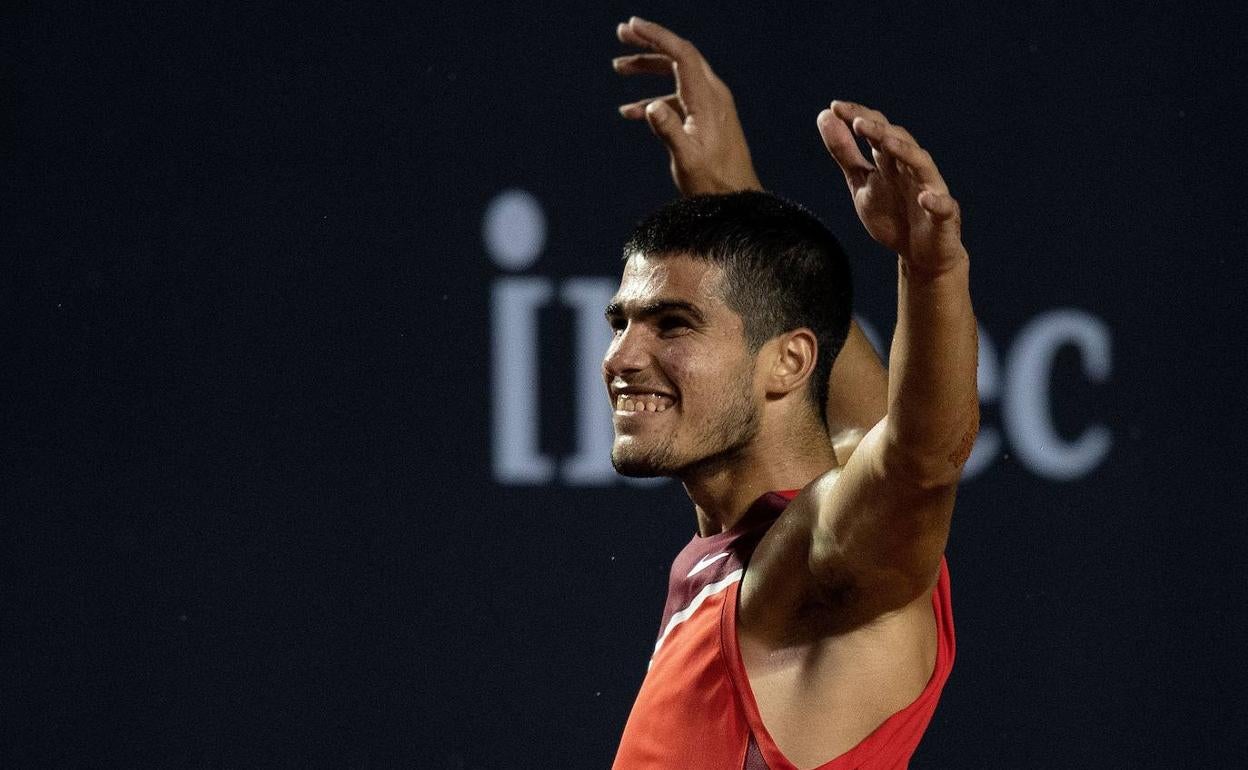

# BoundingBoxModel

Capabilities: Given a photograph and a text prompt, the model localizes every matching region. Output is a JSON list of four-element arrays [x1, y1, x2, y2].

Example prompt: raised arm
[[825, 323, 888, 464], [613, 17, 887, 457], [802, 101, 978, 622], [614, 16, 760, 194]]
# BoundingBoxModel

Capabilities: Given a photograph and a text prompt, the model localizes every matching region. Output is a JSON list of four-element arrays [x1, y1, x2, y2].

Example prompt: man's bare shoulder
[[737, 470, 841, 636]]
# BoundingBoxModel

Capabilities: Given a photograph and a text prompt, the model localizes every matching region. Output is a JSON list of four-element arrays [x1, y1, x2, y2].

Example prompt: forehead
[[611, 252, 726, 309]]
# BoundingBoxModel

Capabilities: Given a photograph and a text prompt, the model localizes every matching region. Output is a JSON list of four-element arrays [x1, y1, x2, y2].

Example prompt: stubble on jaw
[[610, 365, 761, 479]]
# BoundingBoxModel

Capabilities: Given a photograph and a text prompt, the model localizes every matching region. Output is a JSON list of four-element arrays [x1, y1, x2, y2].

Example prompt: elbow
[[886, 456, 964, 493], [881, 413, 980, 491]]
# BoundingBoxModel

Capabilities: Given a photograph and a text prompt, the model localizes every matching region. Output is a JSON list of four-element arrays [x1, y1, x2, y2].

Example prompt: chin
[[610, 442, 678, 478], [610, 453, 667, 478]]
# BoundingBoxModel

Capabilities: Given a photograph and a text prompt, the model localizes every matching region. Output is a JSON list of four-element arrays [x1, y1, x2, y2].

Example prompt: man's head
[[603, 191, 853, 478]]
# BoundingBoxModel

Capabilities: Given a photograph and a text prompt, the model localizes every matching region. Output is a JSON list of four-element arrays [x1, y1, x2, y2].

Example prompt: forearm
[[883, 255, 978, 486], [696, 164, 762, 196], [826, 321, 888, 462]]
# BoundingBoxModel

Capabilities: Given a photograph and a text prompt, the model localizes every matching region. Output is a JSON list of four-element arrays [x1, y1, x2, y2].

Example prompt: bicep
[[805, 417, 955, 622]]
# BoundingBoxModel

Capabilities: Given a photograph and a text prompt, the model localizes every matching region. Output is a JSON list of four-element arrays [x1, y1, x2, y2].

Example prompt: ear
[[764, 328, 818, 399]]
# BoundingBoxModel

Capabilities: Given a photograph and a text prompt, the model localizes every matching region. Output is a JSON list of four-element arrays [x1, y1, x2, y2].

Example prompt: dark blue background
[[5, 1, 1247, 766]]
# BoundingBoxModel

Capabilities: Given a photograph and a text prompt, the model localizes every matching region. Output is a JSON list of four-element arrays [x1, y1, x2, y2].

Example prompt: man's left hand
[[818, 101, 966, 277]]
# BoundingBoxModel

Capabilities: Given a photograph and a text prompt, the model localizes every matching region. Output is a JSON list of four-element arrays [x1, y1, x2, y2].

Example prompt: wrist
[[897, 248, 969, 283], [709, 171, 763, 195]]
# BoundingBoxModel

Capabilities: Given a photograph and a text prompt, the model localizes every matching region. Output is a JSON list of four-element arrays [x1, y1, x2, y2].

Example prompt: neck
[[681, 413, 837, 537]]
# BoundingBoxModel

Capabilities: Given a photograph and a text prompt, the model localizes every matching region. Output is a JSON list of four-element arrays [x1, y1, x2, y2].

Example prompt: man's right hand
[[614, 17, 762, 196]]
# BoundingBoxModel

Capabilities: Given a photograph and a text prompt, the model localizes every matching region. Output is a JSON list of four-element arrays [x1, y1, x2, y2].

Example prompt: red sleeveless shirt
[[612, 490, 955, 769]]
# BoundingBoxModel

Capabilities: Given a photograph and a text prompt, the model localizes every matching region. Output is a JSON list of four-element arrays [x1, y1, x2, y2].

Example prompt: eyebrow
[[604, 299, 707, 325]]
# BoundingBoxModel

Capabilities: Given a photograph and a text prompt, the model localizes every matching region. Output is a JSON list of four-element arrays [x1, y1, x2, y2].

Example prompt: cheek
[[655, 340, 703, 387], [659, 341, 744, 400]]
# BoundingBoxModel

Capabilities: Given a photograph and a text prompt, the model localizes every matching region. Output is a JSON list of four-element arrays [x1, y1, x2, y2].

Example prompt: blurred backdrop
[[5, 1, 1248, 766]]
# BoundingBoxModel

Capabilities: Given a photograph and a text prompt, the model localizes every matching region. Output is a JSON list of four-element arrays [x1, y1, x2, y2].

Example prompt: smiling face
[[603, 252, 762, 478]]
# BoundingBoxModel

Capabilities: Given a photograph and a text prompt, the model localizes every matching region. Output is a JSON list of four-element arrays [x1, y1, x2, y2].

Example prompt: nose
[[602, 322, 650, 380]]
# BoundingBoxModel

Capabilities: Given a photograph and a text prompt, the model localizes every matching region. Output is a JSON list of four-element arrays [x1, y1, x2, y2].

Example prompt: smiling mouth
[[614, 393, 676, 414]]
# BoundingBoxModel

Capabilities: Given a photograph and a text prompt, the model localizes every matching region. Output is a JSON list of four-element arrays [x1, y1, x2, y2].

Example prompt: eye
[[657, 316, 691, 336], [608, 317, 627, 334]]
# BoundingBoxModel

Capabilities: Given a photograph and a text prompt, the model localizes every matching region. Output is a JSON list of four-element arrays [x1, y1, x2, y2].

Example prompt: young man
[[607, 18, 977, 769]]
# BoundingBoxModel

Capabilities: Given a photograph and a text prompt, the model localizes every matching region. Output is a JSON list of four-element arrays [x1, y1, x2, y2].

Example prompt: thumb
[[918, 190, 961, 227], [917, 190, 965, 253], [645, 100, 694, 160]]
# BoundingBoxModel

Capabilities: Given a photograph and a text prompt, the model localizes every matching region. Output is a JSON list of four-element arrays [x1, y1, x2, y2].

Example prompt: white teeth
[[616, 393, 674, 413]]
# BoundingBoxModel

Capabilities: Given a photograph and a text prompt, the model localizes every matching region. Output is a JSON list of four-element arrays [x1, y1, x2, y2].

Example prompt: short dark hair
[[623, 191, 853, 424]]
